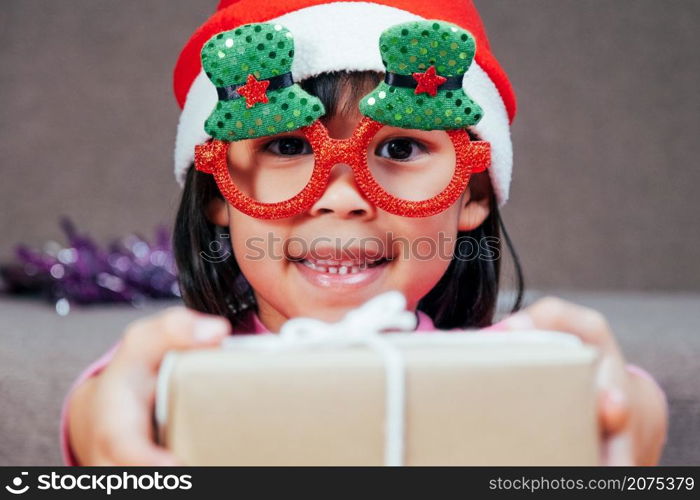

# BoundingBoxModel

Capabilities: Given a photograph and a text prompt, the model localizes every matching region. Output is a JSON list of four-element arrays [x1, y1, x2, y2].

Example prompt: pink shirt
[[60, 308, 438, 465]]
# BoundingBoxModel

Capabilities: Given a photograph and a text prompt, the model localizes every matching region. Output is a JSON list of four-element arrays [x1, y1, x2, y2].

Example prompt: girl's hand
[[496, 297, 668, 465], [67, 306, 230, 465]]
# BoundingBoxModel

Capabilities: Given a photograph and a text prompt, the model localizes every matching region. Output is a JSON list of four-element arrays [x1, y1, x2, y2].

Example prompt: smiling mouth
[[299, 257, 391, 274], [288, 244, 394, 288]]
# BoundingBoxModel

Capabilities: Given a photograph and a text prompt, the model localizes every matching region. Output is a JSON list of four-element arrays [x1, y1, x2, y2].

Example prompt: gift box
[[155, 293, 600, 466]]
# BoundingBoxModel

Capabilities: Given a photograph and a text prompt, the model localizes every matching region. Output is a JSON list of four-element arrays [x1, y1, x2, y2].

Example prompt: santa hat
[[173, 0, 517, 205]]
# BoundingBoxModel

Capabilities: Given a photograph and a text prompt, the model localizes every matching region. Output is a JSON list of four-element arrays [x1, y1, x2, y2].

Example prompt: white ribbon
[[221, 290, 417, 466]]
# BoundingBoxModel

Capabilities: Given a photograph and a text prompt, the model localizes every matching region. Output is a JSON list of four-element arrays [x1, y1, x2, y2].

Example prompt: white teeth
[[302, 260, 326, 272], [300, 258, 384, 274]]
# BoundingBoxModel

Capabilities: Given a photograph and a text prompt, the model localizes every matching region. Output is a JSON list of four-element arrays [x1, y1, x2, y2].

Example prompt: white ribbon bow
[[222, 290, 417, 466], [279, 289, 417, 342]]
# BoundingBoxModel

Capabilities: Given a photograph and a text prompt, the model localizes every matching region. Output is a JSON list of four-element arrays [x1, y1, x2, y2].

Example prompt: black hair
[[174, 71, 524, 330]]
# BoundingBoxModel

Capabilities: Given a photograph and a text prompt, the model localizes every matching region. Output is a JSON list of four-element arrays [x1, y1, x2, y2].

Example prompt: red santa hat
[[173, 0, 517, 205]]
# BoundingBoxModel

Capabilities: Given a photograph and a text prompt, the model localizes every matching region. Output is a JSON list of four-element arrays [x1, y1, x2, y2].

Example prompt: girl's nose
[[308, 163, 376, 220]]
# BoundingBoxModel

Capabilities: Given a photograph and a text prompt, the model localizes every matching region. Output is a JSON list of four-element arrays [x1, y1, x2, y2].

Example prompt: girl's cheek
[[231, 230, 288, 270], [392, 215, 459, 262], [390, 215, 458, 307], [394, 249, 453, 310]]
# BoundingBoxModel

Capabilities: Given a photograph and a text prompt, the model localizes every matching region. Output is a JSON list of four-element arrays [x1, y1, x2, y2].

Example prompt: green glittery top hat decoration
[[359, 19, 483, 130], [201, 22, 326, 141]]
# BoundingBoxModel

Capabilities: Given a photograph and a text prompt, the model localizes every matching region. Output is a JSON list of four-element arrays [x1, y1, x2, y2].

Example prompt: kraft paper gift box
[[155, 336, 600, 465]]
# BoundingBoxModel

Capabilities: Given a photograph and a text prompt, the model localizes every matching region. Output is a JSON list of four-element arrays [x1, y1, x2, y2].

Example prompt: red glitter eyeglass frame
[[194, 115, 491, 219]]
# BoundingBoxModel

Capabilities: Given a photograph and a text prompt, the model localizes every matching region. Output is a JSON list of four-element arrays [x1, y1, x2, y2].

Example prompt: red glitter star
[[412, 65, 447, 97], [237, 73, 270, 108]]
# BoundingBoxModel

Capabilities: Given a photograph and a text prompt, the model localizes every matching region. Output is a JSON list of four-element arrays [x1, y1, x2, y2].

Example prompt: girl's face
[[208, 89, 491, 332]]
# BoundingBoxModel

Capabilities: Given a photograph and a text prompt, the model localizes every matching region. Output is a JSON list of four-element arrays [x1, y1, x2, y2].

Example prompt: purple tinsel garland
[[0, 218, 180, 314]]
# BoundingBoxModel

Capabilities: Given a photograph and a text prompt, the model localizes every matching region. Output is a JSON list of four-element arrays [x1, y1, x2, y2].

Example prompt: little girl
[[62, 0, 667, 466]]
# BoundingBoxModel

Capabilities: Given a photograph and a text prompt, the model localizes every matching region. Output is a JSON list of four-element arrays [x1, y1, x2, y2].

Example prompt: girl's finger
[[106, 437, 183, 466], [602, 431, 634, 466], [95, 374, 184, 466], [114, 306, 230, 371], [598, 387, 630, 436], [500, 297, 622, 356]]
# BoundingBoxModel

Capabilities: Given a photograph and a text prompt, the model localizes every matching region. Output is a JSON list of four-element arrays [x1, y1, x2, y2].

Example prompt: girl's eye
[[264, 137, 312, 156], [375, 138, 427, 161]]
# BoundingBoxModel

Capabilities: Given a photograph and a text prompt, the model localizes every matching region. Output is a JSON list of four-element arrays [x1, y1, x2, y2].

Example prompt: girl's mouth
[[299, 257, 389, 274], [289, 249, 392, 289]]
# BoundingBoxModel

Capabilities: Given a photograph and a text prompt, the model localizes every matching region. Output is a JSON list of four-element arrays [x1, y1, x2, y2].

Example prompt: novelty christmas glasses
[[194, 20, 490, 219]]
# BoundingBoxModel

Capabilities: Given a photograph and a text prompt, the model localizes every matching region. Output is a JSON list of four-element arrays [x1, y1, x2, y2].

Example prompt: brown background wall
[[1, 0, 698, 291]]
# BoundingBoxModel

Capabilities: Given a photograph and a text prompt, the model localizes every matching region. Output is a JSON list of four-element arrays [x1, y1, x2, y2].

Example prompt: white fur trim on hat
[[174, 2, 513, 205]]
